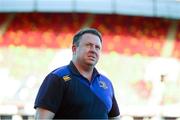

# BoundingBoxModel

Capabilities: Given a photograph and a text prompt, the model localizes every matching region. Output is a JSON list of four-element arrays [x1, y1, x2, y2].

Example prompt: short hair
[[73, 28, 102, 46]]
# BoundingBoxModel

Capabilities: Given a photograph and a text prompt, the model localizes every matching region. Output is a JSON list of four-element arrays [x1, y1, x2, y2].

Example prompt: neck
[[72, 60, 94, 81]]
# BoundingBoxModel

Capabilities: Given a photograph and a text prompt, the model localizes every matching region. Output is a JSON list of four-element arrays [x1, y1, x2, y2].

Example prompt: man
[[34, 28, 120, 119]]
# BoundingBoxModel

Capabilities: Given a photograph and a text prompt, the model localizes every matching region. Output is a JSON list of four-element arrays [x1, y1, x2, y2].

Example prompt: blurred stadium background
[[0, 0, 180, 120]]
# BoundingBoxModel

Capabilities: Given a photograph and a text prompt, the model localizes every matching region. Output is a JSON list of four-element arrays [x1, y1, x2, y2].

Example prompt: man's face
[[73, 33, 102, 67]]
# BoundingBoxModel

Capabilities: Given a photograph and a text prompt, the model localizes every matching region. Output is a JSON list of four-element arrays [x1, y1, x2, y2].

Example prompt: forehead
[[80, 33, 102, 45]]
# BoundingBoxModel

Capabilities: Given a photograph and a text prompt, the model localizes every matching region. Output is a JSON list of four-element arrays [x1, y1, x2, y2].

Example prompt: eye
[[95, 45, 101, 50]]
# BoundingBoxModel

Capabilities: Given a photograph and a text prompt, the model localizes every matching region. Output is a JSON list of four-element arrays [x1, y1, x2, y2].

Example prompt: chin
[[86, 61, 97, 66]]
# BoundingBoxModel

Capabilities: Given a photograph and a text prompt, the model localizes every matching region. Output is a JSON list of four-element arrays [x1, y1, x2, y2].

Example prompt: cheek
[[97, 50, 101, 55], [78, 49, 87, 57], [82, 48, 89, 54], [96, 53, 100, 59]]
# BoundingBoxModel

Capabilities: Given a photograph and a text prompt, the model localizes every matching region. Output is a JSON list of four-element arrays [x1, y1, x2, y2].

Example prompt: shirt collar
[[68, 61, 100, 79]]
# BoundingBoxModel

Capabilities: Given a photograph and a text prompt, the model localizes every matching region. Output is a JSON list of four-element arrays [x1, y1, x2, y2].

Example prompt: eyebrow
[[87, 42, 101, 48], [86, 42, 100, 46]]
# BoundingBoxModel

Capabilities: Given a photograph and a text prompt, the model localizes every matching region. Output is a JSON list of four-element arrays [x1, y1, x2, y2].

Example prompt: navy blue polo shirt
[[34, 61, 120, 119]]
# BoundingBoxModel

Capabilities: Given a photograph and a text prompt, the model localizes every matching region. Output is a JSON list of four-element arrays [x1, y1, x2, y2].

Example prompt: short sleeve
[[108, 95, 120, 117], [34, 73, 65, 113]]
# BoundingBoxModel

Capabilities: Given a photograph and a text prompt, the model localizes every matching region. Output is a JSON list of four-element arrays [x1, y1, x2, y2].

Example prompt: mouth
[[88, 55, 96, 60]]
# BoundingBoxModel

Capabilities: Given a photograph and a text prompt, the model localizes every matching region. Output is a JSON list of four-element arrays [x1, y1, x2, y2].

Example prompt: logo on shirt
[[99, 80, 108, 89], [63, 75, 71, 82]]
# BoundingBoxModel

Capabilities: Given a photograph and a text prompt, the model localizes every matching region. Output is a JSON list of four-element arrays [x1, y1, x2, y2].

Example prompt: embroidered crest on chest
[[63, 75, 71, 82], [99, 80, 108, 89]]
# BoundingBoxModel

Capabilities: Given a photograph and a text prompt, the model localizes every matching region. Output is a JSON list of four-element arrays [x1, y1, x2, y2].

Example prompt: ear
[[72, 44, 77, 54]]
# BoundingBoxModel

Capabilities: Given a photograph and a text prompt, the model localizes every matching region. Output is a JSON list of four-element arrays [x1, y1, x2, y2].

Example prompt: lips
[[88, 56, 95, 59], [87, 55, 96, 60]]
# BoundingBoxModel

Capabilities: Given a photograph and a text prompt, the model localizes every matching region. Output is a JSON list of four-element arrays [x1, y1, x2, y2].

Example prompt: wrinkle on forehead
[[81, 33, 102, 45]]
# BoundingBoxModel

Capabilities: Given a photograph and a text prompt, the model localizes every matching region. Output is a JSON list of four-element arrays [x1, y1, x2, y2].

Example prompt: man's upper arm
[[108, 95, 120, 117], [34, 73, 65, 113], [35, 107, 55, 119]]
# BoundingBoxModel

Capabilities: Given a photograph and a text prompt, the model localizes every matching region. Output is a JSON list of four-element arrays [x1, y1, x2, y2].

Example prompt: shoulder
[[40, 65, 71, 90], [51, 65, 71, 78], [99, 74, 112, 84], [43, 65, 71, 83]]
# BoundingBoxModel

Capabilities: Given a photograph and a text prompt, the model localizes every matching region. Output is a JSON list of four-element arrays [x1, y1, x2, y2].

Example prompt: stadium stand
[[173, 21, 180, 59], [2, 13, 89, 48], [90, 14, 171, 56], [1, 13, 174, 57], [0, 13, 8, 24]]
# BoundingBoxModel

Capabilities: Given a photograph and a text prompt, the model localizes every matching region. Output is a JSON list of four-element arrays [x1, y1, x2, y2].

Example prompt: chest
[[63, 76, 113, 112]]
